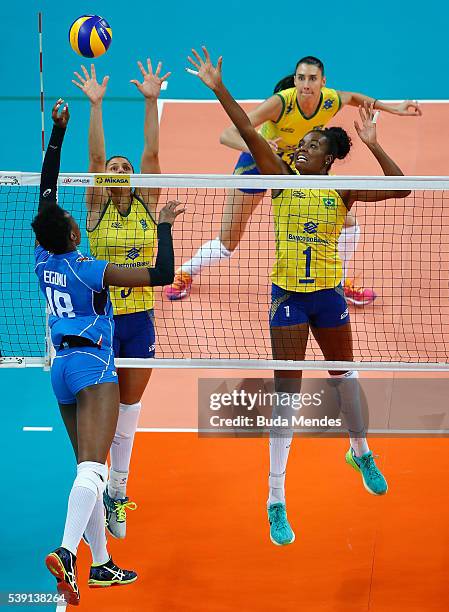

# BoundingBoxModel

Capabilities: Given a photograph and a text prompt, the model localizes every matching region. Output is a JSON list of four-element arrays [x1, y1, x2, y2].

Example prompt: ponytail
[[273, 74, 295, 94]]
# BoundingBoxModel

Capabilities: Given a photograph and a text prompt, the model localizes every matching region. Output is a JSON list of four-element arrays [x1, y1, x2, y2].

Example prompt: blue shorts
[[270, 283, 350, 328], [233, 152, 266, 195], [52, 347, 118, 405], [113, 309, 156, 358]]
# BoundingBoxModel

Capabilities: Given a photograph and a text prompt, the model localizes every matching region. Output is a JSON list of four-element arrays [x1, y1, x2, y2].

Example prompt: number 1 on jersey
[[303, 246, 312, 278]]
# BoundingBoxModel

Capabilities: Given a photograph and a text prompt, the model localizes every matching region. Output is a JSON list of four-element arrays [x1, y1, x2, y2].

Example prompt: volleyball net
[[1, 171, 449, 371]]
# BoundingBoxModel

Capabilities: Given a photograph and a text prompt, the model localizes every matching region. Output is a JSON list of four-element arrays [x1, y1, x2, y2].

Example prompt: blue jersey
[[34, 246, 114, 351]]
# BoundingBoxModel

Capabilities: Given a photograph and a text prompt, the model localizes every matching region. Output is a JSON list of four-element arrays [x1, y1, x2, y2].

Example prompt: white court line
[[136, 428, 449, 434], [157, 99, 164, 125], [161, 98, 449, 104], [137, 428, 197, 433], [21, 427, 449, 434]]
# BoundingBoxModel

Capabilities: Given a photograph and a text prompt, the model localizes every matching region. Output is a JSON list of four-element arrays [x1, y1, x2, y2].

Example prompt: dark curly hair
[[320, 127, 352, 160], [31, 205, 73, 254], [307, 127, 352, 166]]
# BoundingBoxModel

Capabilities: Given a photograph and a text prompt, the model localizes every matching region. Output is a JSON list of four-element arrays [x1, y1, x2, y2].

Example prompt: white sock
[[338, 224, 361, 280], [84, 497, 109, 565], [329, 371, 370, 458], [268, 393, 294, 506], [180, 238, 232, 277], [350, 436, 370, 458], [109, 402, 141, 499], [61, 462, 107, 556]]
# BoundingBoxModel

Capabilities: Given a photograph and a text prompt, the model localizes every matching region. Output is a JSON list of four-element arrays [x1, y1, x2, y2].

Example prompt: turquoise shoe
[[267, 503, 295, 546], [345, 448, 388, 495]]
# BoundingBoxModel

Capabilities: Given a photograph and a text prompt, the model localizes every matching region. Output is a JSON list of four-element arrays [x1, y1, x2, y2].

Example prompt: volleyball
[[69, 15, 112, 58]]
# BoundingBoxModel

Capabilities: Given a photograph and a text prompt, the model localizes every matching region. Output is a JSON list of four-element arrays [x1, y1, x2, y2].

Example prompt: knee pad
[[74, 461, 108, 499]]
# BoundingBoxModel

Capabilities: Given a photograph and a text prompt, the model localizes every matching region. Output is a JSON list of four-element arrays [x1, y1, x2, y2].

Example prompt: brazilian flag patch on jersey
[[322, 197, 336, 208]]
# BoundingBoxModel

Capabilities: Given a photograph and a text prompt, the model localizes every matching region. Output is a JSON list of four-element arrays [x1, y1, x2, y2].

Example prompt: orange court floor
[[77, 102, 449, 611]]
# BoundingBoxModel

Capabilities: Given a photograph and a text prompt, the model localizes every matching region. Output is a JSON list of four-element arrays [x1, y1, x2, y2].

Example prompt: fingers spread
[[201, 46, 210, 62], [73, 71, 85, 84], [137, 60, 146, 77], [187, 56, 200, 70], [191, 48, 203, 63]]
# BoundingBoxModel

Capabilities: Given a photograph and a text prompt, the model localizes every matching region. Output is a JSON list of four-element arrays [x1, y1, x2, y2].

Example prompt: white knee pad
[[74, 461, 108, 499]]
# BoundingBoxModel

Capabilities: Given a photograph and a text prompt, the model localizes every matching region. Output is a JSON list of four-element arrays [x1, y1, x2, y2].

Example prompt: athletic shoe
[[88, 557, 137, 588], [267, 503, 295, 546], [103, 490, 137, 539], [344, 279, 377, 306], [345, 448, 388, 495], [45, 547, 79, 606], [164, 270, 193, 300]]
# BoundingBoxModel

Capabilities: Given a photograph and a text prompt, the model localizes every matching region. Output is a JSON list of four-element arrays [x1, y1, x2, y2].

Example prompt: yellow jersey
[[260, 87, 341, 167], [271, 183, 347, 292], [88, 194, 157, 315]]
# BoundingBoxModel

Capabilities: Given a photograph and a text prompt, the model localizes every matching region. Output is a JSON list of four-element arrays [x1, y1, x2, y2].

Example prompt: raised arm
[[35, 100, 69, 247], [130, 58, 170, 209], [339, 91, 422, 117], [103, 200, 184, 287], [341, 103, 411, 209], [187, 47, 286, 176], [219, 96, 283, 152], [72, 64, 110, 222], [39, 99, 69, 211]]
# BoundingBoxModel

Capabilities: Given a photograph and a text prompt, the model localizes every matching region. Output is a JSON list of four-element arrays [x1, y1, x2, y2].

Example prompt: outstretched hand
[[130, 58, 170, 99], [158, 200, 185, 226], [52, 98, 70, 128], [72, 64, 109, 105], [354, 102, 378, 146], [186, 46, 223, 91]]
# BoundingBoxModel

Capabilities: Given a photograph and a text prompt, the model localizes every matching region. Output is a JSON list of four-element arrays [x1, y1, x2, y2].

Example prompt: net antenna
[[38, 12, 45, 163], [38, 12, 53, 369]]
